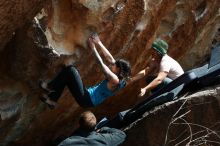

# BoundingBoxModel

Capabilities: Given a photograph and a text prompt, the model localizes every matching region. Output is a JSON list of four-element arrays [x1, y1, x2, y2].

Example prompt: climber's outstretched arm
[[88, 38, 119, 85], [91, 33, 116, 65]]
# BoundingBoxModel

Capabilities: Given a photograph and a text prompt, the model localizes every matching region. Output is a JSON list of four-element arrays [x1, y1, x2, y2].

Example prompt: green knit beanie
[[152, 38, 168, 56]]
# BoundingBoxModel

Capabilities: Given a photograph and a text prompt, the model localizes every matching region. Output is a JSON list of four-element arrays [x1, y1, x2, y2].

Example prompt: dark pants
[[48, 65, 93, 107], [146, 76, 173, 93]]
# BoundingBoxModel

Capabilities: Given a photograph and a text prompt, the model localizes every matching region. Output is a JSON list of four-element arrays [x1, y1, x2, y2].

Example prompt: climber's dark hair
[[115, 59, 131, 81]]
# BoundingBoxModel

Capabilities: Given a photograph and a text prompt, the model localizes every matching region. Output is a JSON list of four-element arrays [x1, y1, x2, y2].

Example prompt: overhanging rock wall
[[0, 0, 219, 145]]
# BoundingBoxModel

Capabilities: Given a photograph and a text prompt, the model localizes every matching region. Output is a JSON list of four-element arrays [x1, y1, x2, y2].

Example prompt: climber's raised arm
[[91, 33, 116, 65], [88, 38, 119, 84]]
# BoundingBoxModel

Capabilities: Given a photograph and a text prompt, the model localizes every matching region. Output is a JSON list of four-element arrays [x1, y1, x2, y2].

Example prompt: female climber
[[40, 33, 131, 109]]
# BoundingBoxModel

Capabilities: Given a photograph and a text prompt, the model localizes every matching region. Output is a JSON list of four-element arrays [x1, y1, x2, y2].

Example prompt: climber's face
[[110, 64, 120, 74], [151, 48, 161, 63]]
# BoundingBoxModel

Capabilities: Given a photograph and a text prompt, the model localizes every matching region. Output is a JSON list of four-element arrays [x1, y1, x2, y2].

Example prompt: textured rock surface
[[123, 85, 220, 146], [0, 0, 48, 51], [0, 0, 219, 145]]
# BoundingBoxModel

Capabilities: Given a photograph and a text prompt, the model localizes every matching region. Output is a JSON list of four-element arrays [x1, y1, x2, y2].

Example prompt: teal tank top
[[87, 79, 126, 106]]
